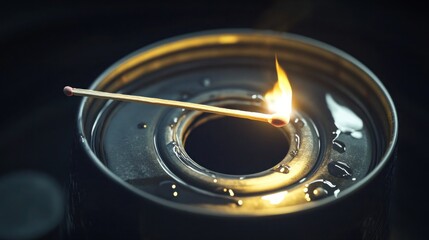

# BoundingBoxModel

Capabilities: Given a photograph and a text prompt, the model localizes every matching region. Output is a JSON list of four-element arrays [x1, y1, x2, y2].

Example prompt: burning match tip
[[269, 114, 289, 128], [63, 86, 73, 96]]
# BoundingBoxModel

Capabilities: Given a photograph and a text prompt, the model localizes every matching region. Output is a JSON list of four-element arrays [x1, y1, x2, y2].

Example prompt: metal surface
[[68, 29, 397, 239]]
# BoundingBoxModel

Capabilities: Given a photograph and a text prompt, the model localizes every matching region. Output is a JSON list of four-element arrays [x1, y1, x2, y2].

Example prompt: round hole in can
[[184, 105, 289, 175]]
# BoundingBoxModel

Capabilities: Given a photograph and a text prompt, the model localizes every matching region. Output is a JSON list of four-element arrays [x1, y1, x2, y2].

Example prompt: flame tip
[[264, 57, 293, 121]]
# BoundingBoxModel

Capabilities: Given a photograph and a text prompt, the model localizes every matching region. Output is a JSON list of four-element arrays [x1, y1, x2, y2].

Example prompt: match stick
[[63, 86, 288, 127]]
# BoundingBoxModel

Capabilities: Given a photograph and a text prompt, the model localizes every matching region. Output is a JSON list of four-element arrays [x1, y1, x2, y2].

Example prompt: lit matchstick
[[63, 86, 288, 127]]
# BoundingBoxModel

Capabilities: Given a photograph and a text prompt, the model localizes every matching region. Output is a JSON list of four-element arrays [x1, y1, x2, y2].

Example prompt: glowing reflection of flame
[[261, 191, 288, 205], [265, 57, 293, 123]]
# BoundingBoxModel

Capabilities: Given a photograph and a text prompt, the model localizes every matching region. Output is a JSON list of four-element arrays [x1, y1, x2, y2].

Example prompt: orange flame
[[265, 57, 293, 123]]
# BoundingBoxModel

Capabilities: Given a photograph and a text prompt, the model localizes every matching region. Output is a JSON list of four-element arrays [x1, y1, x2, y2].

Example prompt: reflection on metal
[[218, 35, 239, 44], [326, 94, 363, 139], [262, 191, 288, 205], [228, 189, 235, 197]]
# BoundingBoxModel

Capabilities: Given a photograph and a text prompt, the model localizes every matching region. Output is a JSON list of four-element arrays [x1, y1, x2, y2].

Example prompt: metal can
[[65, 29, 398, 239]]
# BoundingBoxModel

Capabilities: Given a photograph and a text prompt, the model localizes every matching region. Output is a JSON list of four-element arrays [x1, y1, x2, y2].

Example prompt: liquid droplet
[[303, 179, 337, 201], [328, 161, 353, 179], [294, 134, 301, 149], [180, 92, 191, 100], [201, 78, 211, 87], [332, 140, 346, 153], [312, 187, 328, 198], [251, 94, 264, 102], [158, 181, 180, 199], [211, 174, 218, 183], [334, 189, 341, 197], [137, 122, 148, 129], [273, 164, 290, 174], [169, 117, 179, 129], [228, 189, 235, 197], [222, 188, 235, 197], [293, 118, 305, 128], [332, 130, 346, 153]]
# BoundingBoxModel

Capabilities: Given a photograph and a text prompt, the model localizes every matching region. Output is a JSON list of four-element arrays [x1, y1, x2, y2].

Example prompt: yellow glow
[[265, 57, 293, 123], [173, 191, 178, 197], [261, 191, 288, 205], [218, 35, 239, 44], [171, 184, 176, 189]]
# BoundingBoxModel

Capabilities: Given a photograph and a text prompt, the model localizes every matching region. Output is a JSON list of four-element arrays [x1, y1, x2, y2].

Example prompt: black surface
[[0, 0, 427, 239], [186, 116, 289, 175]]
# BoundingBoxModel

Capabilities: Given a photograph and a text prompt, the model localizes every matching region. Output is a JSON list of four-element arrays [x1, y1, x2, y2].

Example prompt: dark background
[[0, 0, 427, 239]]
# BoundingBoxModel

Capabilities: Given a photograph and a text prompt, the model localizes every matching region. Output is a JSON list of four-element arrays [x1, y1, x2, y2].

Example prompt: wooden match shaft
[[64, 86, 287, 126]]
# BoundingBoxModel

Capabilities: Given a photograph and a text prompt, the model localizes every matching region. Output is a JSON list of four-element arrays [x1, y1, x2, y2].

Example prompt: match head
[[269, 114, 289, 127], [63, 86, 73, 96]]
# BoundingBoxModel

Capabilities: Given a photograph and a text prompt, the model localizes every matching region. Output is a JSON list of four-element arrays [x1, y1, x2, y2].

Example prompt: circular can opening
[[158, 93, 319, 195], [184, 113, 289, 175]]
